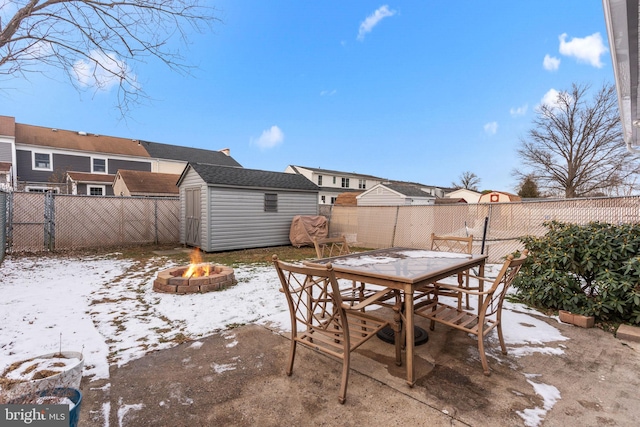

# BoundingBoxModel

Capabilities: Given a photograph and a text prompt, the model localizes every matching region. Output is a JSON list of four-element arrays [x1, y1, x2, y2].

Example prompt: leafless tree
[[516, 83, 639, 198], [451, 171, 481, 191], [0, 1, 220, 117]]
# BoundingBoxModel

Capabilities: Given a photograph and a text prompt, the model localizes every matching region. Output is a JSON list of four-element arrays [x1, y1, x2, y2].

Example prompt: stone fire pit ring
[[154, 264, 237, 294]]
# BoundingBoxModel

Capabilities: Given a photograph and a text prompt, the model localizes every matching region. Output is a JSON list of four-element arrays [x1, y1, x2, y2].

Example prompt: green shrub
[[512, 221, 640, 325]]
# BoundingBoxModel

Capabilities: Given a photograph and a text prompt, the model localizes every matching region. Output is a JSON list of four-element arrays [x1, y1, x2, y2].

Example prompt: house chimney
[[220, 148, 231, 156]]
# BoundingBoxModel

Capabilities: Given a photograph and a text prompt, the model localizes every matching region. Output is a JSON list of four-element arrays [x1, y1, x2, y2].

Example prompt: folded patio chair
[[414, 250, 528, 375], [272, 255, 394, 404]]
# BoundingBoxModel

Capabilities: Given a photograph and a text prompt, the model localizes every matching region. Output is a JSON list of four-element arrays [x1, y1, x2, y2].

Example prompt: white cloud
[[357, 5, 397, 41], [320, 89, 337, 96], [510, 104, 528, 117], [540, 88, 561, 110], [558, 32, 608, 68], [484, 122, 498, 135], [252, 125, 284, 149], [72, 50, 137, 92], [543, 54, 560, 71]]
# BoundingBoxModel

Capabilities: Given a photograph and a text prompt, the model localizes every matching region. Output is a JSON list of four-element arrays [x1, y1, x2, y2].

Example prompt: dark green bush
[[512, 221, 640, 325]]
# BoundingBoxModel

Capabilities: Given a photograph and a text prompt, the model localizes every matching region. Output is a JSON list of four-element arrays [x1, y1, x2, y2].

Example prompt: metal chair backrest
[[313, 235, 351, 259], [430, 233, 473, 254]]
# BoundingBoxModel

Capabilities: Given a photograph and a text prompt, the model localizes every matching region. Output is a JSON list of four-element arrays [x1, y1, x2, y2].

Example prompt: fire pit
[[153, 250, 236, 294]]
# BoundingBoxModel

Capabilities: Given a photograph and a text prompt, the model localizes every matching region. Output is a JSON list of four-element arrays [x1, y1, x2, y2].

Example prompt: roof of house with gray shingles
[[384, 182, 436, 198], [184, 163, 319, 192], [141, 141, 242, 167]]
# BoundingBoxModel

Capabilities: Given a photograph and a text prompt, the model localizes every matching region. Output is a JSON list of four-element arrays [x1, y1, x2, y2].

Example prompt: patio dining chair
[[414, 234, 475, 310], [311, 236, 403, 360], [272, 255, 394, 404], [414, 250, 528, 376]]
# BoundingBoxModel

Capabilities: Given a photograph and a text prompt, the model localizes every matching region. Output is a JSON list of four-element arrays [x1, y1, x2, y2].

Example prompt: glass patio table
[[308, 247, 488, 386]]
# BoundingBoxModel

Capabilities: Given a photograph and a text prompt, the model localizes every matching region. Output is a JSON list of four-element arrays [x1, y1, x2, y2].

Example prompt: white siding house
[[357, 182, 437, 206], [178, 163, 319, 252]]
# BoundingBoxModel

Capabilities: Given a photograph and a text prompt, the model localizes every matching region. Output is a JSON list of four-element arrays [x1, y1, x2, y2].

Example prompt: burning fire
[[182, 248, 211, 278]]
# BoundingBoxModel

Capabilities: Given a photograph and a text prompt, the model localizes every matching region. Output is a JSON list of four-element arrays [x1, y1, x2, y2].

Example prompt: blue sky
[[2, 1, 613, 191]]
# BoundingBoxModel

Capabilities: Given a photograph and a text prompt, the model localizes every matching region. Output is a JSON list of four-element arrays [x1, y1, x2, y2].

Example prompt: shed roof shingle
[[188, 163, 319, 191]]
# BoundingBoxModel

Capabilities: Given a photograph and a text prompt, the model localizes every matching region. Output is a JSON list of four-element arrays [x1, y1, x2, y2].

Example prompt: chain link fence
[[8, 192, 180, 252], [327, 196, 640, 263], [0, 191, 7, 262]]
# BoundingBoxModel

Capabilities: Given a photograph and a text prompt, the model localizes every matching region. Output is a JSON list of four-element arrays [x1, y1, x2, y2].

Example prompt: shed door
[[185, 187, 201, 247]]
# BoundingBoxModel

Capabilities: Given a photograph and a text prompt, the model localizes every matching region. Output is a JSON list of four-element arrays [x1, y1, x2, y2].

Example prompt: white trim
[[16, 143, 154, 165], [87, 185, 106, 196], [91, 156, 108, 174], [32, 150, 53, 171]]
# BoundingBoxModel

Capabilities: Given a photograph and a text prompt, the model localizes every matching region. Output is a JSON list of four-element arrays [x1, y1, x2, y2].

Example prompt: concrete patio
[[80, 312, 640, 426]]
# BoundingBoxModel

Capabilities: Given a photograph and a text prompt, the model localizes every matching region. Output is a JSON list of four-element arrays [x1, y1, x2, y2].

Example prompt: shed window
[[264, 193, 278, 212]]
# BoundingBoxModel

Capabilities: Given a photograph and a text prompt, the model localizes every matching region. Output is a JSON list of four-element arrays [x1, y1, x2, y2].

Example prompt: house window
[[318, 175, 323, 185], [321, 195, 326, 203], [358, 179, 366, 189], [341, 178, 350, 188], [88, 185, 105, 196], [33, 152, 52, 171], [333, 176, 336, 184], [330, 197, 337, 204], [92, 158, 107, 173], [264, 193, 278, 212]]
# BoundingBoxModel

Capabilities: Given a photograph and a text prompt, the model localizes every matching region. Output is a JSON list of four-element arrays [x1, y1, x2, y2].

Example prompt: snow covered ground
[[0, 252, 568, 426]]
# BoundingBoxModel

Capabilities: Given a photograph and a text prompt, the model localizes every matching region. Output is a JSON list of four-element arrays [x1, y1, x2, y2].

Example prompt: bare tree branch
[[451, 171, 481, 191], [0, 0, 221, 117], [515, 83, 640, 198]]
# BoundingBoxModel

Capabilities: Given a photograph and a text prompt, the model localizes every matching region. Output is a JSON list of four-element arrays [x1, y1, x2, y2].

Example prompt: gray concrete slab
[[80, 313, 640, 427]]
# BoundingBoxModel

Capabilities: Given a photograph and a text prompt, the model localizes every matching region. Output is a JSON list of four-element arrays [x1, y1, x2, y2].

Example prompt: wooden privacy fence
[[327, 196, 640, 263], [7, 192, 180, 252]]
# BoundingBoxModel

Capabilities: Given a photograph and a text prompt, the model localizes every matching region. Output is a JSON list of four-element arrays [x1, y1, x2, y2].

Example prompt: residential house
[[178, 163, 319, 252], [285, 165, 383, 204], [113, 170, 180, 197], [357, 182, 438, 206], [445, 188, 482, 203], [285, 165, 451, 205], [0, 115, 241, 195]]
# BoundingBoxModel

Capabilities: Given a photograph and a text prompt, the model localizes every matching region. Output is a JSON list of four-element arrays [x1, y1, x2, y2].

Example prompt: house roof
[[184, 163, 319, 192], [116, 170, 180, 195], [288, 165, 384, 180], [140, 141, 242, 167], [66, 172, 116, 183], [15, 124, 151, 157], [602, 0, 640, 153], [0, 162, 12, 173], [383, 182, 436, 198], [435, 197, 467, 204]]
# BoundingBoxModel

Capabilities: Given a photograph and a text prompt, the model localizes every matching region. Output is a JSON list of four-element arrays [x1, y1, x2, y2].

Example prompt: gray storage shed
[[178, 162, 319, 252]]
